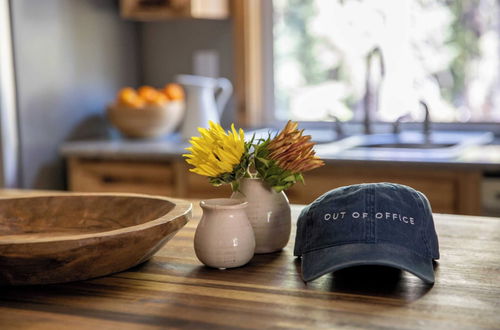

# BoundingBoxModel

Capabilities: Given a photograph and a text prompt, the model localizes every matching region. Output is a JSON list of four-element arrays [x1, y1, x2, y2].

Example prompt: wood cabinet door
[[68, 158, 482, 215], [286, 164, 481, 215]]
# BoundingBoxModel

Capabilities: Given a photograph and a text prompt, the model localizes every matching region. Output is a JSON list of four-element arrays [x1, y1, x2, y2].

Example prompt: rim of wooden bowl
[[0, 192, 192, 244]]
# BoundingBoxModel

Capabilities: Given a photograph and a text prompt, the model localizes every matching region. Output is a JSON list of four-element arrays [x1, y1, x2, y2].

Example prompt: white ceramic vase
[[194, 198, 255, 269], [231, 178, 291, 254]]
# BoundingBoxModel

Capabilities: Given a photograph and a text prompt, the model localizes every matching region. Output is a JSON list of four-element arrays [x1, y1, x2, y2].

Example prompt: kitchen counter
[[59, 135, 500, 170], [59, 135, 500, 215], [1, 190, 499, 329]]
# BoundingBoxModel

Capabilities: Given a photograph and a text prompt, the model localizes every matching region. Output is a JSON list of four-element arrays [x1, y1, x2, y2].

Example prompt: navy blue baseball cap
[[294, 183, 440, 283]]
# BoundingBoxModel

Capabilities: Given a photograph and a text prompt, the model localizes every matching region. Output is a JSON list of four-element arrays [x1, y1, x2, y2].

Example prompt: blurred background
[[1, 0, 499, 216], [274, 0, 500, 123]]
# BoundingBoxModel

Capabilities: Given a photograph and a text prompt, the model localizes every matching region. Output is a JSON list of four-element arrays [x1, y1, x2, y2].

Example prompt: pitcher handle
[[215, 78, 233, 116]]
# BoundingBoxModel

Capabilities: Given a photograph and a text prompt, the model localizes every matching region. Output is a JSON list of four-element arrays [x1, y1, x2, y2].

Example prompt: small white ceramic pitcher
[[177, 74, 233, 140], [194, 198, 255, 269]]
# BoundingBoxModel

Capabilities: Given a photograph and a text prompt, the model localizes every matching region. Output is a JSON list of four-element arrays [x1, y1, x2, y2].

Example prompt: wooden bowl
[[0, 193, 192, 285], [107, 101, 185, 139]]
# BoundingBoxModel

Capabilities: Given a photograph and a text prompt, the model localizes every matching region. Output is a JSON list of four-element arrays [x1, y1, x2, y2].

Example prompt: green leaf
[[266, 175, 279, 182], [231, 181, 240, 193], [256, 157, 270, 167], [273, 185, 286, 193]]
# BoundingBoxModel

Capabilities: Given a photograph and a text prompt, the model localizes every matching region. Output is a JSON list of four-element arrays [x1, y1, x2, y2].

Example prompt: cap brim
[[301, 243, 435, 284]]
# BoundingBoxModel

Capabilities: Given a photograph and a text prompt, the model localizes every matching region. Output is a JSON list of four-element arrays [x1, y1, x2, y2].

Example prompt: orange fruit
[[117, 87, 144, 108], [148, 93, 168, 107], [126, 97, 146, 108], [117, 87, 136, 102], [163, 83, 184, 101], [138, 85, 161, 103]]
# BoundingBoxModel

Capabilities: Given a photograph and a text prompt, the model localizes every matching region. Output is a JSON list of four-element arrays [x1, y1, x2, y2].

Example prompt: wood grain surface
[[0, 190, 499, 329]]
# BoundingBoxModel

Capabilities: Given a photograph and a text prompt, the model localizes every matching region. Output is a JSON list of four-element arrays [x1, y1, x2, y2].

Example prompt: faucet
[[392, 101, 431, 138], [328, 114, 344, 139], [419, 100, 432, 143], [363, 47, 385, 135], [392, 113, 412, 134]]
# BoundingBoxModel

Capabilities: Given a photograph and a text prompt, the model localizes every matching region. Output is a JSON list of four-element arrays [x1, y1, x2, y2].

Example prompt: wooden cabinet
[[67, 157, 483, 215], [67, 157, 232, 200], [120, 0, 229, 21], [68, 158, 178, 196], [285, 164, 482, 215]]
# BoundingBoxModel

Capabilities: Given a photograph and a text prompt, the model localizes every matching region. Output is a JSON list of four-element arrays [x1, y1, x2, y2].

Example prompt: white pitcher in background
[[177, 74, 233, 140]]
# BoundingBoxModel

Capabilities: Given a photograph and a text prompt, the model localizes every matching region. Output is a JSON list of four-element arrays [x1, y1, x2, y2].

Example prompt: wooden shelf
[[120, 0, 229, 21]]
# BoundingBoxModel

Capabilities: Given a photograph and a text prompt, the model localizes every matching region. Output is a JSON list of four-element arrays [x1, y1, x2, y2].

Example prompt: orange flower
[[253, 121, 325, 192], [267, 121, 324, 173]]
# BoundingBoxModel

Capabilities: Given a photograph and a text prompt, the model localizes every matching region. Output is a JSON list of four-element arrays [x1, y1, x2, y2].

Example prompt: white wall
[[8, 1, 236, 189], [11, 0, 139, 189], [139, 19, 236, 125]]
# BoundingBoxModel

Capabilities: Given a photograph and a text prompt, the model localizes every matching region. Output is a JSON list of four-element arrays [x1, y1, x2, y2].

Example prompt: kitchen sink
[[316, 131, 494, 160], [246, 128, 494, 160], [246, 128, 339, 144], [358, 142, 456, 149]]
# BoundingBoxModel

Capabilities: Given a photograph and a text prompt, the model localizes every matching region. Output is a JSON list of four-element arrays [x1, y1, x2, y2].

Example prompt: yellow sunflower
[[183, 121, 248, 185]]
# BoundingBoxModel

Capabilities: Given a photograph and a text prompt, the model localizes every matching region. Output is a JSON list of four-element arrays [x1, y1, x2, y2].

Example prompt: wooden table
[[1, 190, 499, 329]]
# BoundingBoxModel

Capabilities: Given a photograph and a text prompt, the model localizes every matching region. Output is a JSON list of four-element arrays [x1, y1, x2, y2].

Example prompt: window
[[268, 0, 500, 124]]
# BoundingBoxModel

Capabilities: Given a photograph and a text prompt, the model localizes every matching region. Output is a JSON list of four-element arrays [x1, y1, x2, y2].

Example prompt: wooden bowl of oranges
[[107, 84, 185, 139]]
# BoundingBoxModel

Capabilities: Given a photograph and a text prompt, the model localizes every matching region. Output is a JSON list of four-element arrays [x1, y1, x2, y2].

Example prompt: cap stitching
[[364, 188, 369, 241], [304, 205, 313, 252], [299, 205, 312, 255], [300, 239, 371, 255], [302, 239, 430, 259], [411, 189, 432, 257], [369, 185, 376, 242]]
